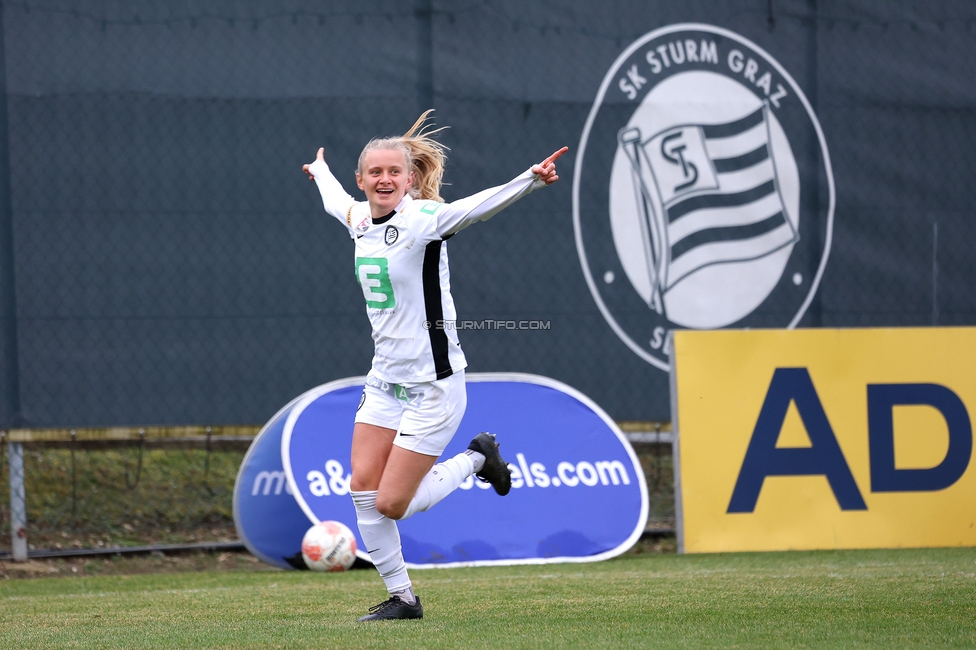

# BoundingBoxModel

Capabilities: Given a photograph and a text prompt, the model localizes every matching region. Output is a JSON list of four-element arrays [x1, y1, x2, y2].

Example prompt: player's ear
[[356, 171, 365, 191]]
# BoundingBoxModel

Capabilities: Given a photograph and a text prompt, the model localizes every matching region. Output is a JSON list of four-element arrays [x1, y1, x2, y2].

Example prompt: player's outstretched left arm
[[434, 146, 569, 237]]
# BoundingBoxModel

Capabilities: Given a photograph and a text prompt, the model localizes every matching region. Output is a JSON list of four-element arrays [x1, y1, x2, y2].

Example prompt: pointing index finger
[[542, 146, 569, 166]]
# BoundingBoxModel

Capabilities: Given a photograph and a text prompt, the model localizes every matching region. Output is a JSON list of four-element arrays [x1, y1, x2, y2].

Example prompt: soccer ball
[[301, 520, 358, 572]]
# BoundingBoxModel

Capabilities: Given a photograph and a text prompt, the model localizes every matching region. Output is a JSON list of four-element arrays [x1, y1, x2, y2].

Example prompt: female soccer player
[[303, 112, 566, 621]]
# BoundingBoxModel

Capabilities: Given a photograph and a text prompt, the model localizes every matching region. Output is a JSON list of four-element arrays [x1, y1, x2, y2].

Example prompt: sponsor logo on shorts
[[357, 391, 365, 411], [365, 374, 424, 406]]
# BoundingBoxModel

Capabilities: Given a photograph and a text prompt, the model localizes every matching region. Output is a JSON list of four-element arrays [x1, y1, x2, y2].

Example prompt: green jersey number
[[355, 257, 395, 309]]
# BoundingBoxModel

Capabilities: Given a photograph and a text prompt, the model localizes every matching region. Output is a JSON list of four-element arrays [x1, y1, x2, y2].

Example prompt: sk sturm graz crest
[[573, 24, 834, 370]]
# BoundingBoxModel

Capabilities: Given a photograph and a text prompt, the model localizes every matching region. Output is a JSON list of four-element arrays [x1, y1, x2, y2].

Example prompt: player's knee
[[376, 494, 408, 520], [350, 473, 375, 493]]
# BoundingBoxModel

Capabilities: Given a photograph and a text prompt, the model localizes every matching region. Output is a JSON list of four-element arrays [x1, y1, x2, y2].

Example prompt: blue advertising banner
[[281, 373, 648, 567], [232, 391, 339, 570]]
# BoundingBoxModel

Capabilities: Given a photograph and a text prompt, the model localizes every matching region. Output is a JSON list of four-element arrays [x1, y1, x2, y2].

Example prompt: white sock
[[400, 451, 481, 520], [466, 448, 486, 473], [351, 490, 410, 594], [391, 585, 417, 605]]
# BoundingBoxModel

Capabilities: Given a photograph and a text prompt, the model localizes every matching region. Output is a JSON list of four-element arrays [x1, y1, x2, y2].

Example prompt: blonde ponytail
[[400, 110, 449, 202], [357, 110, 449, 202]]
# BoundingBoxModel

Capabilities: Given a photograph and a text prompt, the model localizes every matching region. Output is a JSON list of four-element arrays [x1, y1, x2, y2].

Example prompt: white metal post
[[8, 440, 27, 561], [668, 332, 685, 555]]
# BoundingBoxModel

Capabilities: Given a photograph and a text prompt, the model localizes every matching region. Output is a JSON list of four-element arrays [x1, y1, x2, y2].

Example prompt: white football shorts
[[354, 369, 467, 457]]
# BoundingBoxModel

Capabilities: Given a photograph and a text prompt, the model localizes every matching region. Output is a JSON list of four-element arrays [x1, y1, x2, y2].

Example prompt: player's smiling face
[[357, 148, 414, 219]]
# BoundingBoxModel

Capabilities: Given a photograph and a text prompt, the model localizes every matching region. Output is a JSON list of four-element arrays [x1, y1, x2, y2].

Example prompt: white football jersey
[[308, 158, 546, 383]]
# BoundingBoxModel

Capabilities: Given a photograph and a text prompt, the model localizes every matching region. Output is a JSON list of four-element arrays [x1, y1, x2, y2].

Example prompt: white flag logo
[[617, 104, 798, 315]]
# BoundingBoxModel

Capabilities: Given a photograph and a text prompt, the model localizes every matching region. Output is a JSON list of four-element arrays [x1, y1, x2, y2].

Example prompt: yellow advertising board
[[670, 327, 976, 553]]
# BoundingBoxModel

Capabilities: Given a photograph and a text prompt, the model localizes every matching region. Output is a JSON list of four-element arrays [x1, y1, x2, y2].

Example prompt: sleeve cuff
[[309, 158, 330, 178]]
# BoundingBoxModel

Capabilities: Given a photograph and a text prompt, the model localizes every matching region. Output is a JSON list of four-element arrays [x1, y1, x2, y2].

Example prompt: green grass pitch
[[2, 546, 975, 648]]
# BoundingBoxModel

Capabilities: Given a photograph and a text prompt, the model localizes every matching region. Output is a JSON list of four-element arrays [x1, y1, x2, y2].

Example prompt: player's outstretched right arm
[[303, 147, 357, 236]]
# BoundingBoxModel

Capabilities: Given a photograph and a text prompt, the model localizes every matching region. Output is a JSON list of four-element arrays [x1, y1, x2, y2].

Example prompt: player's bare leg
[[349, 423, 396, 492], [349, 423, 422, 619], [375, 447, 438, 519]]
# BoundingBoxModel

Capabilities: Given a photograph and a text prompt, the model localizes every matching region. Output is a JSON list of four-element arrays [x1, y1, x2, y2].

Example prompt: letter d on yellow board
[[669, 327, 976, 553]]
